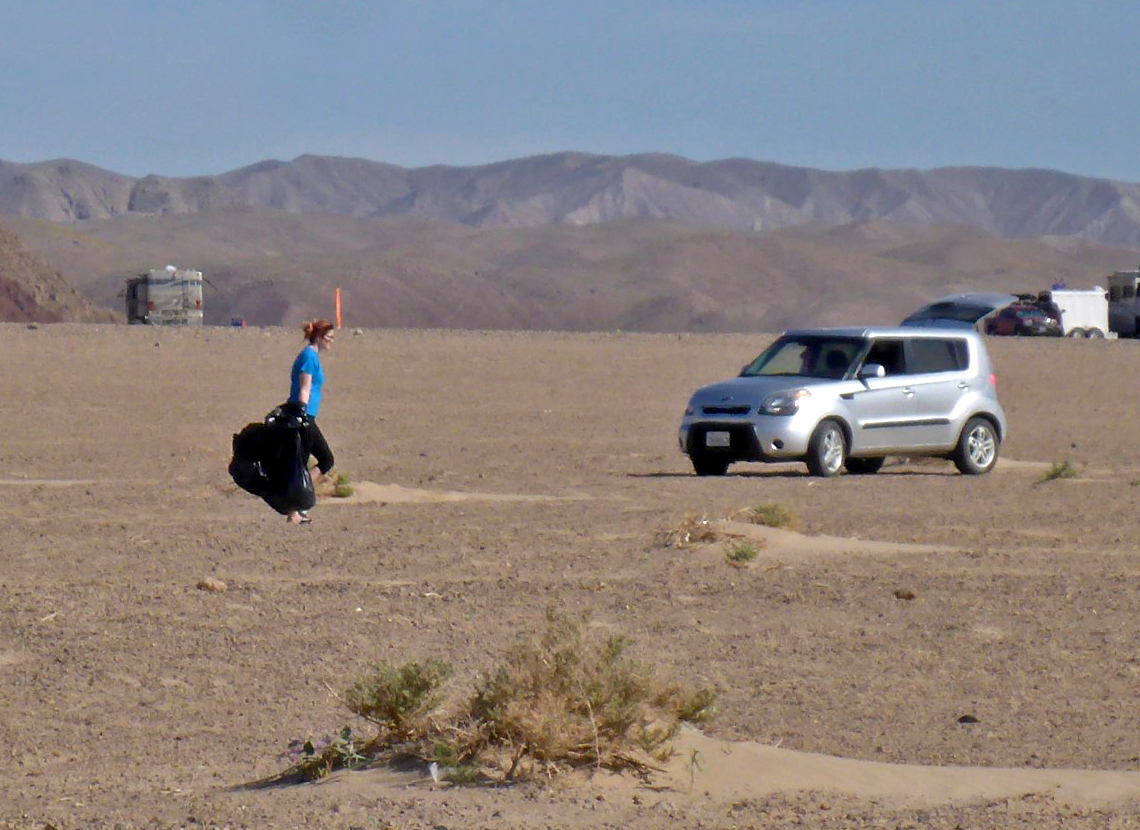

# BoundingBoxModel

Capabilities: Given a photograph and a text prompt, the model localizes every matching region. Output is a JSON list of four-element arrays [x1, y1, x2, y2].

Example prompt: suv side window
[[863, 338, 907, 375], [908, 338, 968, 374]]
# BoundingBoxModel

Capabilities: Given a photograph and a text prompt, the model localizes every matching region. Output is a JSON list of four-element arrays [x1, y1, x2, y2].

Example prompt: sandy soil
[[2, 324, 1140, 829]]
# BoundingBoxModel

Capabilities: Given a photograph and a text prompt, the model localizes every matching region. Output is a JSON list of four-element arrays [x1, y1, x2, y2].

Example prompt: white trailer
[[1047, 287, 1111, 338]]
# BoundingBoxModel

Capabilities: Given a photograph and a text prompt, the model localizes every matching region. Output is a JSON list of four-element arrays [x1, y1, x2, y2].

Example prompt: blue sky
[[2, 0, 1139, 181]]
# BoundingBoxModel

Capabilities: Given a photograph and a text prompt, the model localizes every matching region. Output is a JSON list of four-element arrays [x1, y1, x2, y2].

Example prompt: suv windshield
[[741, 335, 865, 379]]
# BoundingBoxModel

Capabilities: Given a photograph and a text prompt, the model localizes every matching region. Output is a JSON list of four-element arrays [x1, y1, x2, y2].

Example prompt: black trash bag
[[229, 408, 316, 515], [229, 422, 274, 500], [263, 427, 316, 515]]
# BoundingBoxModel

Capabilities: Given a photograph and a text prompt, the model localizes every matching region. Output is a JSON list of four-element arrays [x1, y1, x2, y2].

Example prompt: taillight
[[989, 372, 997, 387]]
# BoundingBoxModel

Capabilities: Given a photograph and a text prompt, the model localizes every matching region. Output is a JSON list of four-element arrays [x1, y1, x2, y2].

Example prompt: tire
[[845, 456, 885, 475], [953, 417, 999, 475], [1067, 328, 1085, 338], [806, 421, 846, 477], [691, 453, 729, 477], [1085, 327, 1105, 339]]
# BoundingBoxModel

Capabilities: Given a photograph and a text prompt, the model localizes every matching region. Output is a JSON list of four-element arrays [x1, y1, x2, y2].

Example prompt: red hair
[[302, 318, 335, 343]]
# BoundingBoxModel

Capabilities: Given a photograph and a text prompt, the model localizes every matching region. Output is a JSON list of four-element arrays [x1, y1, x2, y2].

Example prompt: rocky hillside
[[4, 153, 1140, 246], [5, 209, 1137, 332], [0, 221, 119, 323]]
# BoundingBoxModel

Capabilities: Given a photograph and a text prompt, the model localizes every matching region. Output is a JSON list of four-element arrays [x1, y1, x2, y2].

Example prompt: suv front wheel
[[806, 421, 846, 477], [953, 417, 999, 474], [691, 452, 729, 477]]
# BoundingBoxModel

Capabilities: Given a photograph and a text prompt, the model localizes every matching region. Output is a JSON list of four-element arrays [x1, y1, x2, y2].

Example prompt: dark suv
[[984, 304, 1063, 337]]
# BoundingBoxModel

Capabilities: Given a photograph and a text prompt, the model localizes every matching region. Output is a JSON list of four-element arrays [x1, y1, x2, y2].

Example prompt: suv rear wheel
[[806, 421, 846, 477], [953, 417, 999, 474]]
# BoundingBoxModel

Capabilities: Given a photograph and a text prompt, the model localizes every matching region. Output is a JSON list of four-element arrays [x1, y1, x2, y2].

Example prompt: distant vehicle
[[984, 304, 1063, 337], [900, 293, 1018, 330], [124, 266, 204, 326], [1013, 288, 1109, 338], [1107, 268, 1140, 337], [678, 327, 1007, 477]]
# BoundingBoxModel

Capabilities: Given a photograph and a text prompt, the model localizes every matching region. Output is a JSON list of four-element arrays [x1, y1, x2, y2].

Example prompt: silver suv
[[678, 327, 1007, 477]]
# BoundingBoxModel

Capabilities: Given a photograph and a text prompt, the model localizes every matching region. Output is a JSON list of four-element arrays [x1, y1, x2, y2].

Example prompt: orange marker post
[[335, 287, 342, 328]]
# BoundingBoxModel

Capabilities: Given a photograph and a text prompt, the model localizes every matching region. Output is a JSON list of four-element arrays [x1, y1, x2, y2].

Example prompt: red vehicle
[[985, 304, 1063, 337]]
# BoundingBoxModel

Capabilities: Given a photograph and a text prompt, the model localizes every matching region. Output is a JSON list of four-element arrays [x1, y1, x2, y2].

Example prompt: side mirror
[[859, 363, 886, 379]]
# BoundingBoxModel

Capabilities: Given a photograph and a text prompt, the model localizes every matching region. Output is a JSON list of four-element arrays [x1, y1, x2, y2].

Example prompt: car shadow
[[630, 468, 960, 479], [629, 470, 807, 479]]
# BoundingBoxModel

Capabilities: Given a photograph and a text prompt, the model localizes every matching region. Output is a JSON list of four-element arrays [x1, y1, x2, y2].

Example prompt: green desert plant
[[283, 726, 367, 782], [725, 541, 760, 564], [737, 502, 796, 528], [331, 473, 355, 498], [1038, 459, 1079, 483], [439, 762, 484, 784], [344, 659, 454, 737]]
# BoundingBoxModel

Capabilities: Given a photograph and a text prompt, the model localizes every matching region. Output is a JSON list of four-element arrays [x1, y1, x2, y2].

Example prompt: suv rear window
[[908, 338, 968, 373], [903, 302, 994, 324]]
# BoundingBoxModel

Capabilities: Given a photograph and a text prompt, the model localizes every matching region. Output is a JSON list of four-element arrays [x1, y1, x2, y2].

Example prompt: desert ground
[[2, 323, 1140, 829]]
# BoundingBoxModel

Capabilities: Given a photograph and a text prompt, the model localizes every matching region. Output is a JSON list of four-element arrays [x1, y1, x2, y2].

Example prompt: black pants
[[301, 418, 335, 475], [281, 402, 335, 475]]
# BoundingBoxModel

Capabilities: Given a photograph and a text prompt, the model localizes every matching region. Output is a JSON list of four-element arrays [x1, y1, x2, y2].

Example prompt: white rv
[[1106, 269, 1140, 337], [125, 266, 204, 325]]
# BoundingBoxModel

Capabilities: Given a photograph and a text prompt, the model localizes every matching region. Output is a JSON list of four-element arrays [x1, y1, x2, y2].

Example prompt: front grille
[[702, 405, 751, 415], [687, 424, 763, 460]]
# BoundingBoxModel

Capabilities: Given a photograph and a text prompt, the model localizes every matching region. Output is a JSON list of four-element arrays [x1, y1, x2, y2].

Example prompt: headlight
[[760, 388, 811, 415]]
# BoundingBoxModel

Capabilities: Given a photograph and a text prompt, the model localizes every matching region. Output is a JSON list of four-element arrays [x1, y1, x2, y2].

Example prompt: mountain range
[[5, 152, 1140, 246], [2, 152, 1139, 330]]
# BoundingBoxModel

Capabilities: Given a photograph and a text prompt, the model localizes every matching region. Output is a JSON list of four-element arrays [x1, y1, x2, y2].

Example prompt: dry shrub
[[660, 514, 720, 548], [272, 612, 716, 785], [467, 612, 714, 774]]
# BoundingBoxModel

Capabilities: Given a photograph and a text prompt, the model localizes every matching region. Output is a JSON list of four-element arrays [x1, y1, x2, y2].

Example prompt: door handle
[[901, 387, 915, 397], [958, 381, 969, 389]]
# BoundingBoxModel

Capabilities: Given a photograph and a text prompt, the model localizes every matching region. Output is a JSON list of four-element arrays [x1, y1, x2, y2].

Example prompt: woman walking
[[285, 318, 336, 524]]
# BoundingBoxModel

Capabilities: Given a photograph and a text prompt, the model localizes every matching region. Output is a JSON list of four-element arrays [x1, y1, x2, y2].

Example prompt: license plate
[[705, 431, 731, 448]]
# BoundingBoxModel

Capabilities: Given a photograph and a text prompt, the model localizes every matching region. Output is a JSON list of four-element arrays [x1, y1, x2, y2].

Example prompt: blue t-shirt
[[289, 346, 325, 417]]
